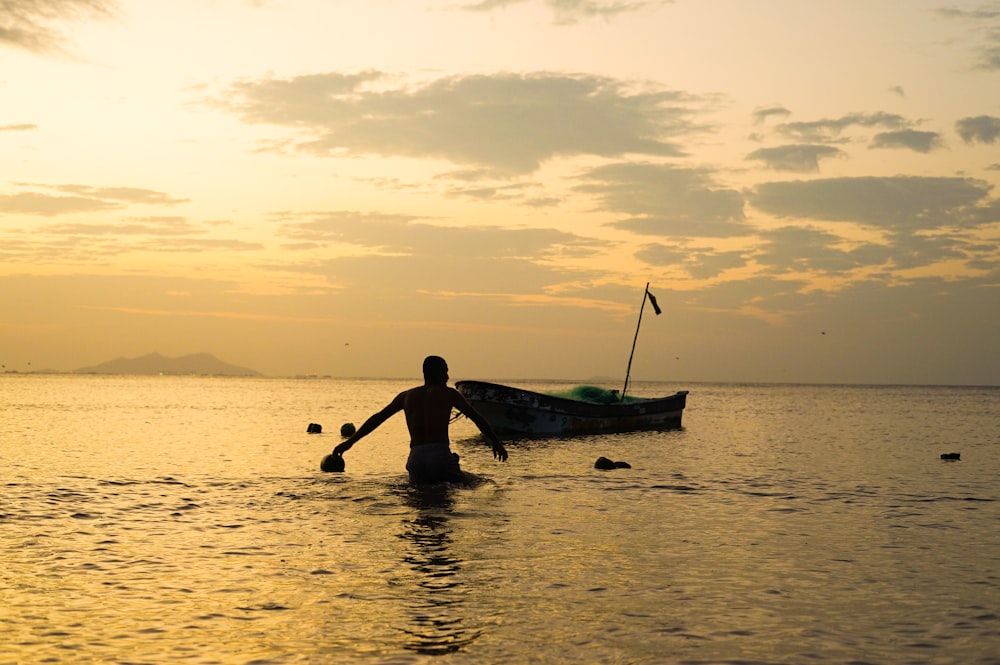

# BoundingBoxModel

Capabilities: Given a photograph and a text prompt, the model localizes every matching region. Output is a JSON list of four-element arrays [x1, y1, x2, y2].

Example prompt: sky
[[1, 0, 999, 385]]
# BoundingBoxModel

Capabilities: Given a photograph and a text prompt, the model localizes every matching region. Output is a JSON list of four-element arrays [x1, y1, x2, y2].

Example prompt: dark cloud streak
[[751, 106, 791, 125], [869, 129, 943, 153], [0, 184, 187, 216], [745, 144, 846, 172], [280, 211, 602, 260], [774, 112, 910, 143], [39, 217, 201, 237], [0, 191, 120, 216]]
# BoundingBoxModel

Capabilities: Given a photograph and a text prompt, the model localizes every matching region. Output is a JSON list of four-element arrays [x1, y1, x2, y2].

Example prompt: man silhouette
[[330, 356, 507, 483]]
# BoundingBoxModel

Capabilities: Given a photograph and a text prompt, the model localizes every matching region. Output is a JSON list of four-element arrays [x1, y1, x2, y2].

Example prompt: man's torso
[[402, 384, 455, 446]]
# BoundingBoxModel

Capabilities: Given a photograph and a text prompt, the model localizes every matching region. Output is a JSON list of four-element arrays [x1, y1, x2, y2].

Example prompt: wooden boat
[[456, 283, 688, 436], [455, 380, 688, 436]]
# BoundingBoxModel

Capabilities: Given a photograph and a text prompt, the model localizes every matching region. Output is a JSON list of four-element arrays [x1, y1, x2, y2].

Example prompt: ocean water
[[1, 375, 998, 665]]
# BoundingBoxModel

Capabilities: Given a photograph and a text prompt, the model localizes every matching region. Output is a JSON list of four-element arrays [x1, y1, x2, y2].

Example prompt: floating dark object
[[940, 452, 961, 460], [340, 422, 356, 437], [595, 457, 631, 470], [307, 423, 323, 434], [320, 453, 345, 472]]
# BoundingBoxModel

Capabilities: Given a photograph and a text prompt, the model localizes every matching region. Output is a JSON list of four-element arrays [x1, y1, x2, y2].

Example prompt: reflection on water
[[394, 483, 481, 655], [2, 377, 999, 664]]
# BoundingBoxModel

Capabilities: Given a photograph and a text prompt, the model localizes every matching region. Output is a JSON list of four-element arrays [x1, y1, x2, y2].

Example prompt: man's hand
[[492, 441, 508, 462]]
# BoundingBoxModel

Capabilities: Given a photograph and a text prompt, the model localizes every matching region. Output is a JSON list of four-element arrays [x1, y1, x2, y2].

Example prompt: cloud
[[635, 243, 748, 279], [748, 176, 995, 230], [0, 184, 188, 216], [869, 129, 943, 153], [755, 225, 892, 274], [218, 71, 710, 175], [38, 217, 201, 237], [961, 197, 1000, 225], [745, 144, 847, 172], [882, 230, 969, 270], [985, 42, 1000, 70], [573, 161, 749, 237], [280, 210, 602, 259], [684, 250, 749, 279], [52, 184, 189, 205], [0, 123, 37, 131], [751, 106, 791, 125], [956, 115, 1000, 144], [0, 191, 121, 216], [1, 214, 262, 265], [937, 5, 1000, 70], [130, 237, 265, 253], [316, 253, 582, 297], [459, 0, 672, 24], [634, 203, 996, 284], [440, 181, 553, 204], [632, 243, 688, 266], [268, 211, 618, 301], [681, 274, 812, 321], [0, 0, 116, 54], [774, 112, 910, 143], [0, 234, 99, 264]]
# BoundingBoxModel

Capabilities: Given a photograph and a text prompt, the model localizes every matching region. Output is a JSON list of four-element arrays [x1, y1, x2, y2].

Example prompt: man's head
[[422, 355, 449, 384]]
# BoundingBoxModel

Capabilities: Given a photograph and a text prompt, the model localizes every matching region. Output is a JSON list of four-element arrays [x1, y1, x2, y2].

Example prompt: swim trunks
[[406, 442, 465, 484]]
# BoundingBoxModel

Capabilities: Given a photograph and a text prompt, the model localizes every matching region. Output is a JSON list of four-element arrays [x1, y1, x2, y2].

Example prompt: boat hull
[[455, 380, 688, 436]]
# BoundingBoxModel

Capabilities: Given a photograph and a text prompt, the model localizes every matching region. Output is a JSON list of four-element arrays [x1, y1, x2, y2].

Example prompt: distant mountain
[[74, 352, 261, 376]]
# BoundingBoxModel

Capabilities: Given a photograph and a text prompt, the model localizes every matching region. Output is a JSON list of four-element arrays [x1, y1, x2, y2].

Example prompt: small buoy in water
[[320, 453, 345, 472], [614, 461, 632, 469], [340, 422, 356, 437], [307, 423, 323, 434], [595, 457, 616, 470], [940, 452, 961, 460]]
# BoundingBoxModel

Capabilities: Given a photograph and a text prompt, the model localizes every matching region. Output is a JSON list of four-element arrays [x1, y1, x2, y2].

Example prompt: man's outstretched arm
[[333, 394, 404, 456], [452, 392, 508, 462]]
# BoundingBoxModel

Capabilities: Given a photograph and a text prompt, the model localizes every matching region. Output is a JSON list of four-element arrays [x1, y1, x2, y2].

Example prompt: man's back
[[402, 384, 456, 446]]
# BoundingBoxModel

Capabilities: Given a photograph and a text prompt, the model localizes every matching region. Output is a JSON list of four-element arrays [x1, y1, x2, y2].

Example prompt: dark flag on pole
[[647, 290, 662, 315], [623, 282, 662, 400]]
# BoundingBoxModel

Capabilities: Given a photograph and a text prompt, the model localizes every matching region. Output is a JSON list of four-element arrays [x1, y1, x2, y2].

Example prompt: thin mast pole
[[621, 283, 650, 401]]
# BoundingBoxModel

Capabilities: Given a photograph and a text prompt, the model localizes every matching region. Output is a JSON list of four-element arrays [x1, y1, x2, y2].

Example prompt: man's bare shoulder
[[400, 384, 451, 399], [386, 388, 413, 408], [404, 384, 462, 404]]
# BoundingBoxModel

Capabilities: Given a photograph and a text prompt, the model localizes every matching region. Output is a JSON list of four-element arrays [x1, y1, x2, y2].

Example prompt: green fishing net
[[547, 385, 643, 403]]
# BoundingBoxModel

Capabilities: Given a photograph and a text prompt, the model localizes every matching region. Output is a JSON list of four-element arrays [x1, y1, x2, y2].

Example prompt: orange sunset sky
[[2, 0, 998, 384]]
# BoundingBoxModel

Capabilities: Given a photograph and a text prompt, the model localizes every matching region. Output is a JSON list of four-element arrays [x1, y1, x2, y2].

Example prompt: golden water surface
[[2, 376, 998, 663]]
